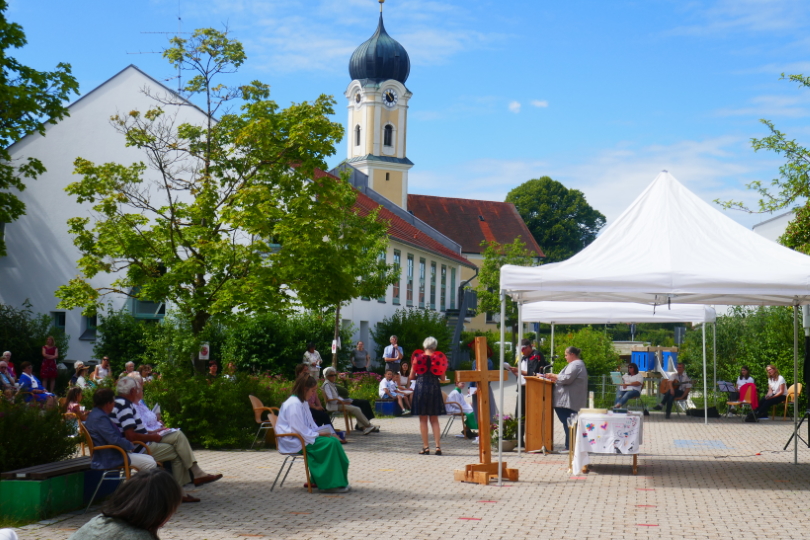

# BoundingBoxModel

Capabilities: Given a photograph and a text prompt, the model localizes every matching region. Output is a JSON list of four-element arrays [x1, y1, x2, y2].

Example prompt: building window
[[80, 315, 97, 341], [377, 252, 386, 303], [450, 268, 456, 309], [355, 125, 361, 146], [406, 254, 414, 306], [419, 258, 426, 308], [385, 172, 390, 181], [393, 250, 401, 305], [131, 287, 166, 320], [51, 312, 66, 331], [383, 124, 393, 147], [429, 262, 437, 310], [440, 265, 447, 311]]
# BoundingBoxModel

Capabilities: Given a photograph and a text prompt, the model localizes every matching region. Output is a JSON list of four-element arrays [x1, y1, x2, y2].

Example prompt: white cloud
[[669, 0, 809, 36], [714, 93, 810, 118], [530, 100, 548, 108], [508, 101, 521, 113]]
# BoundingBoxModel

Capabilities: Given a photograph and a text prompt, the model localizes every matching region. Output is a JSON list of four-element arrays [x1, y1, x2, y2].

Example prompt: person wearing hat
[[70, 361, 85, 386]]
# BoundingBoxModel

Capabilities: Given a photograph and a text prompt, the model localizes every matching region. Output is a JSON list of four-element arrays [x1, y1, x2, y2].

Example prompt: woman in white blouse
[[614, 362, 644, 408], [276, 375, 350, 492], [753, 364, 787, 419]]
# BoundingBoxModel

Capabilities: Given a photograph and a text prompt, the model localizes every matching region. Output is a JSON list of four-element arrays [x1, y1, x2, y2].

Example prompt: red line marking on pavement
[[636, 488, 655, 491], [637, 524, 659, 527], [477, 500, 498, 503], [636, 505, 657, 507], [570, 476, 587, 480], [459, 518, 482, 521]]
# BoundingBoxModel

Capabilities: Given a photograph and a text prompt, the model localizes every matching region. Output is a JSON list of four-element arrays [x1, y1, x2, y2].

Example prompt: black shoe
[[652, 404, 662, 411], [745, 413, 756, 423]]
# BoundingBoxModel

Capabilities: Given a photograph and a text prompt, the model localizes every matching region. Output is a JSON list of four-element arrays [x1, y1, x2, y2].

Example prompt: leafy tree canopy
[[0, 1, 79, 255], [717, 73, 810, 254], [55, 28, 394, 334], [506, 176, 606, 262]]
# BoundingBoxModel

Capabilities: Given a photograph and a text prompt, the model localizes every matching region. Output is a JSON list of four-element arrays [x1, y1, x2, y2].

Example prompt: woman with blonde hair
[[752, 364, 787, 420]]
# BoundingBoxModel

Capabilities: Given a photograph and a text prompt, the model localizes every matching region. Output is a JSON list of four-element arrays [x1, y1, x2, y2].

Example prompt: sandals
[[435, 447, 442, 456], [418, 447, 430, 455]]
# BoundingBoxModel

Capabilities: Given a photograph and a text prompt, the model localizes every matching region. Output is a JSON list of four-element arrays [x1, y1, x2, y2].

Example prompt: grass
[[0, 516, 37, 529]]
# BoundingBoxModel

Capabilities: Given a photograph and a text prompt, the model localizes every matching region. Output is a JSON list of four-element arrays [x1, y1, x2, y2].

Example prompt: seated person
[[75, 365, 94, 389], [399, 361, 415, 393], [91, 357, 111, 382], [653, 362, 691, 419], [84, 388, 157, 473], [17, 361, 55, 408], [1, 351, 16, 379], [276, 375, 350, 493], [137, 364, 153, 382], [68, 468, 181, 539], [445, 381, 477, 438], [379, 370, 411, 413], [109, 377, 221, 503], [614, 362, 644, 408], [753, 364, 787, 419], [64, 387, 89, 421], [0, 360, 16, 400], [293, 364, 340, 438], [322, 367, 378, 434], [69, 361, 84, 386], [731, 366, 755, 401]]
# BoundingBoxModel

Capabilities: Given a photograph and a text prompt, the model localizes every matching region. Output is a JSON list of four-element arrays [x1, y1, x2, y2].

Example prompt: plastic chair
[[248, 395, 278, 449], [440, 391, 465, 439], [726, 384, 756, 421], [265, 409, 313, 493], [78, 420, 152, 512], [773, 383, 802, 420]]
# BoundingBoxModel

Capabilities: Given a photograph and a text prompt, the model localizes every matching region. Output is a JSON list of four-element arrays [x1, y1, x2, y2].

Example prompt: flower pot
[[498, 439, 517, 452]]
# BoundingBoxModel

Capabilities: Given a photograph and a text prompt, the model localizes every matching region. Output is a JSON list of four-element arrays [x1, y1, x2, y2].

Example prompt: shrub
[[372, 308, 452, 360], [93, 309, 152, 374], [0, 401, 78, 472], [0, 301, 69, 375], [552, 326, 620, 378]]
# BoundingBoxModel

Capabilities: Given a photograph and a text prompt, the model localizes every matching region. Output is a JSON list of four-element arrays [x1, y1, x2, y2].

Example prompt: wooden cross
[[453, 336, 519, 485]]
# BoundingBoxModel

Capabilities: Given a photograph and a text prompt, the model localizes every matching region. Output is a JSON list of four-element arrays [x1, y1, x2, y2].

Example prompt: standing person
[[67, 468, 179, 540], [303, 342, 322, 379], [351, 342, 370, 373], [614, 362, 643, 408], [18, 361, 56, 409], [91, 357, 111, 382], [382, 335, 403, 374], [207, 362, 218, 380], [543, 346, 588, 451], [410, 337, 447, 455], [40, 336, 59, 393], [655, 362, 692, 419], [276, 375, 350, 493], [322, 367, 377, 434], [469, 349, 498, 427], [508, 339, 548, 444], [752, 364, 787, 420]]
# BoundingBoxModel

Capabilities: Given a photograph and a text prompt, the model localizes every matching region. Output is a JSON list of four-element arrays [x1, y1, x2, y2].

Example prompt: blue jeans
[[554, 407, 577, 450], [614, 389, 641, 407]]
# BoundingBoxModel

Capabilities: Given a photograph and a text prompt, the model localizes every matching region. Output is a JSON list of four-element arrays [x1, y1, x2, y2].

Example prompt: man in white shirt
[[382, 335, 403, 374]]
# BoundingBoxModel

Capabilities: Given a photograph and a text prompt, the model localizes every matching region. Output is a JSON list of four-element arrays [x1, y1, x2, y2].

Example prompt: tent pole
[[702, 322, 707, 424], [517, 302, 523, 456], [551, 323, 555, 367], [794, 304, 799, 465], [498, 290, 506, 485], [712, 321, 717, 391]]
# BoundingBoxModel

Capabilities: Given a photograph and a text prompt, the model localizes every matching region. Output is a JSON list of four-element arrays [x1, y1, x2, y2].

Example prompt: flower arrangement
[[490, 414, 520, 442]]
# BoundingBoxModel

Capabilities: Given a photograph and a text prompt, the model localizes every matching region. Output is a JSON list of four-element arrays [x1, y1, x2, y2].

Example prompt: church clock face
[[383, 88, 398, 108]]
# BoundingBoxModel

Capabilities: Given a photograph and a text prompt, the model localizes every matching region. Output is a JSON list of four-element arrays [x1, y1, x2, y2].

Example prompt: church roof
[[349, 14, 410, 84], [313, 169, 474, 268], [407, 195, 545, 257]]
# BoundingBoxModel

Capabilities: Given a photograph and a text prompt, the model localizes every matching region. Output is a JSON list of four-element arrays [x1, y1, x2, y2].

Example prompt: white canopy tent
[[514, 301, 717, 455], [490, 171, 810, 484]]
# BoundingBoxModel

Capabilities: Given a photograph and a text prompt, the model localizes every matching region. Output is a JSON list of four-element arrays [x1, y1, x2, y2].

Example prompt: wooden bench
[[0, 457, 91, 520]]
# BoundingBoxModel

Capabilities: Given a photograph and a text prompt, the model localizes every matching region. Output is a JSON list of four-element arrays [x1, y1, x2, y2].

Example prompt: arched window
[[383, 124, 393, 147], [355, 125, 361, 146]]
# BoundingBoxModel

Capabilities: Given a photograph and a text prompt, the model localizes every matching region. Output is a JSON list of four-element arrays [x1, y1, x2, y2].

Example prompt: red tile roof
[[407, 195, 545, 257], [313, 169, 475, 268]]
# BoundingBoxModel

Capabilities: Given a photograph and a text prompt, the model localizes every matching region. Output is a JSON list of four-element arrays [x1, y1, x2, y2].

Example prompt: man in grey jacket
[[544, 346, 588, 451]]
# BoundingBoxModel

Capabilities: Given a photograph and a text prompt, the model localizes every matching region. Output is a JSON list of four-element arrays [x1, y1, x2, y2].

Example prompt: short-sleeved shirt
[[352, 349, 368, 368], [621, 372, 644, 387], [669, 371, 692, 391], [110, 397, 148, 453], [736, 376, 755, 389], [768, 376, 786, 395], [383, 345, 403, 362]]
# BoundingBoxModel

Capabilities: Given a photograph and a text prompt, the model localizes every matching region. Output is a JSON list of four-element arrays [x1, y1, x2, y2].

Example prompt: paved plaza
[[13, 402, 810, 540]]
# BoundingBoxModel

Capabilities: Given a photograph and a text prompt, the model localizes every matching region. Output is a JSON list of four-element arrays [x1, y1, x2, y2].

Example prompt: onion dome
[[349, 14, 410, 84]]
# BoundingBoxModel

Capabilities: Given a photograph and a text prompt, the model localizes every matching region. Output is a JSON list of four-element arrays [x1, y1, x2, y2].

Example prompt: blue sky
[[8, 0, 810, 227]]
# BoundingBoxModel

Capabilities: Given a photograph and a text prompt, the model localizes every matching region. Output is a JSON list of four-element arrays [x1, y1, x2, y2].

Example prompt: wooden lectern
[[453, 337, 519, 485], [525, 377, 555, 453]]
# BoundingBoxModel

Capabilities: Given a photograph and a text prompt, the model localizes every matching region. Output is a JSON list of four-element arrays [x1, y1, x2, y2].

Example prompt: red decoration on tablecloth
[[411, 350, 448, 377]]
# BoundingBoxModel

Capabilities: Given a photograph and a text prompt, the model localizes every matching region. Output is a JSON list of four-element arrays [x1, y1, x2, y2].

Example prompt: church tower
[[345, 1, 413, 210]]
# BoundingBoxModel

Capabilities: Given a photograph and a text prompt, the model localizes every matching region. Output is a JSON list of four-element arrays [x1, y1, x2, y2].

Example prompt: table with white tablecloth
[[570, 411, 643, 475]]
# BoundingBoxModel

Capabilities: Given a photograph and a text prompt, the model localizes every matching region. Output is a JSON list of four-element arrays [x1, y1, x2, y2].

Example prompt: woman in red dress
[[40, 336, 59, 393]]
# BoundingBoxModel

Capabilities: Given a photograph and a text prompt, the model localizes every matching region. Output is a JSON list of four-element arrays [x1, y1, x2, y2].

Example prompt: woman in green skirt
[[276, 375, 350, 493]]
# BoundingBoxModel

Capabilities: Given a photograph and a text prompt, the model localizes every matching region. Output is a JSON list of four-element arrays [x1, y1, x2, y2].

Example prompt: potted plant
[[490, 414, 520, 451]]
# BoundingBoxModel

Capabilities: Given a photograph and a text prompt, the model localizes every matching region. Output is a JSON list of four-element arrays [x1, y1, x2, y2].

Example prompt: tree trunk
[[332, 305, 341, 369]]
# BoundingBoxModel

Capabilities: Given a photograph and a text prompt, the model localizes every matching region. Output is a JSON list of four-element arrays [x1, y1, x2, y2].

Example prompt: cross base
[[454, 462, 519, 485]]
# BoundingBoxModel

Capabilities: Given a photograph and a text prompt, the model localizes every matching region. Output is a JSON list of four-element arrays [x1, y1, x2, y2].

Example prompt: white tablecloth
[[572, 412, 643, 472]]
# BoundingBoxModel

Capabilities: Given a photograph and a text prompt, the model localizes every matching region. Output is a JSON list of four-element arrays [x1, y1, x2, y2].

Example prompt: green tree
[[372, 308, 453, 362], [717, 73, 810, 254], [552, 326, 619, 378], [0, 1, 79, 255], [55, 28, 392, 338], [506, 176, 606, 262], [475, 238, 537, 344]]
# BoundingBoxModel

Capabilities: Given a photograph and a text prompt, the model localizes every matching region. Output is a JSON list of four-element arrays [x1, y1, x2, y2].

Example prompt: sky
[[7, 0, 810, 229]]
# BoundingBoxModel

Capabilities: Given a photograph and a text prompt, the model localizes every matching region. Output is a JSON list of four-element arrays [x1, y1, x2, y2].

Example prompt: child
[[446, 382, 477, 439], [379, 370, 410, 415]]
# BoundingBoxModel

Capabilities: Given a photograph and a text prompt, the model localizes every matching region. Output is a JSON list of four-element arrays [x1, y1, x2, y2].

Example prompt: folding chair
[[725, 385, 756, 421], [440, 391, 465, 439], [248, 395, 278, 449], [265, 409, 314, 493]]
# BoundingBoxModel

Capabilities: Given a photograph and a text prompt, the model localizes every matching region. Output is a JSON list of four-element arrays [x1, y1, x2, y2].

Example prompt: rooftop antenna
[[127, 0, 188, 93]]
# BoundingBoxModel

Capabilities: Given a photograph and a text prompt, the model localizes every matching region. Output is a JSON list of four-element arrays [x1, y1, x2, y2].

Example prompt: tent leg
[[498, 291, 506, 485], [517, 303, 523, 456], [795, 305, 799, 465], [713, 321, 717, 391], [702, 322, 707, 424], [551, 323, 555, 367]]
